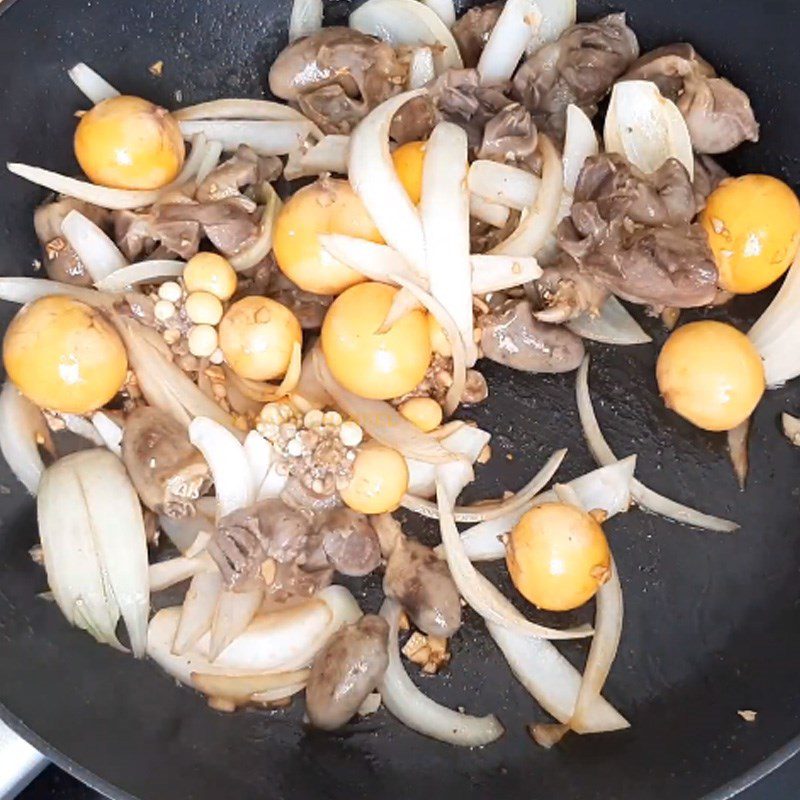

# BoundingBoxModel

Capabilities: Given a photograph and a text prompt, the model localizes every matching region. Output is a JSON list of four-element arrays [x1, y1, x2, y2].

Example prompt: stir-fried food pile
[[3, 0, 800, 749]]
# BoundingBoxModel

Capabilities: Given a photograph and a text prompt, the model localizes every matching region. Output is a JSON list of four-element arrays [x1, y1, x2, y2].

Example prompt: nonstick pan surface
[[1, 1, 800, 798]]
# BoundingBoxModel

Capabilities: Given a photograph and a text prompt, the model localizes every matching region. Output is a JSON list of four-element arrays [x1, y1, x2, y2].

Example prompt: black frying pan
[[1, 0, 800, 798]]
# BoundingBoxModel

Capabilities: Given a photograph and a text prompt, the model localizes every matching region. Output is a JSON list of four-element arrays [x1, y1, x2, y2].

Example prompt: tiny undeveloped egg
[[185, 291, 224, 326], [398, 397, 442, 432], [188, 325, 219, 358], [157, 281, 183, 303], [183, 253, 237, 301], [340, 442, 409, 514]]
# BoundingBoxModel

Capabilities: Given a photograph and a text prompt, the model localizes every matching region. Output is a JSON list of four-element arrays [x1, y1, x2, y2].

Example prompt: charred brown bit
[[512, 13, 639, 141], [121, 407, 209, 518], [402, 630, 451, 675], [268, 28, 406, 135], [623, 43, 759, 154], [558, 153, 719, 310], [306, 615, 390, 730], [480, 299, 585, 373]]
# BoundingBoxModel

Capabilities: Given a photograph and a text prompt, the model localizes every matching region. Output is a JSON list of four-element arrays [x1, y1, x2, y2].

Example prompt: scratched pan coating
[[0, 1, 799, 798]]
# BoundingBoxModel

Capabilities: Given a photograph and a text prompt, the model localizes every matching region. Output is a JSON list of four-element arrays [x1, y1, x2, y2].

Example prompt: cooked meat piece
[[33, 198, 111, 285], [451, 2, 502, 68], [480, 299, 585, 373], [461, 369, 489, 405], [280, 475, 342, 513], [196, 145, 281, 206], [470, 209, 521, 254], [693, 154, 729, 210], [512, 14, 639, 141], [266, 272, 333, 330], [623, 44, 759, 154], [268, 28, 406, 134], [317, 508, 381, 577], [382, 532, 462, 638], [558, 153, 718, 309], [531, 262, 610, 324], [305, 615, 389, 730], [121, 407, 209, 518], [477, 103, 538, 168], [389, 95, 437, 144], [113, 207, 202, 261]]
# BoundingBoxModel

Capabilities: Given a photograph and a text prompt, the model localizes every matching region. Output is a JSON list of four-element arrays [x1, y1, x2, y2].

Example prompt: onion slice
[[435, 459, 594, 640], [564, 297, 651, 345], [313, 348, 460, 464], [783, 412, 800, 446], [178, 120, 315, 156], [727, 418, 750, 491], [284, 135, 350, 180], [149, 553, 217, 592], [61, 210, 128, 283], [489, 136, 563, 257], [408, 46, 436, 89], [173, 571, 224, 656], [477, 0, 540, 86], [95, 260, 185, 292], [420, 0, 455, 27], [67, 63, 120, 104], [0, 277, 118, 309], [421, 122, 476, 367], [174, 99, 318, 125], [350, 0, 463, 72], [468, 159, 539, 210], [209, 586, 265, 662], [189, 417, 255, 518], [471, 254, 542, 292], [562, 104, 599, 194], [0, 382, 54, 494], [457, 457, 636, 562], [229, 182, 282, 272], [470, 194, 510, 227], [197, 140, 224, 183], [378, 599, 504, 746], [289, 0, 323, 41], [348, 89, 427, 275], [526, 0, 576, 53], [577, 356, 738, 532], [191, 669, 311, 704]]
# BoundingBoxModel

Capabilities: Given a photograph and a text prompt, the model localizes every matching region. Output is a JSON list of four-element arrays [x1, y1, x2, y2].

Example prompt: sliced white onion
[[173, 571, 224, 655], [749, 251, 800, 387], [313, 348, 459, 464], [489, 136, 563, 256], [59, 414, 105, 446], [468, 159, 539, 210], [196, 139, 224, 183], [525, 0, 576, 53], [435, 460, 594, 640], [284, 135, 350, 180], [39, 449, 150, 655], [229, 182, 283, 272], [7, 134, 207, 211], [191, 669, 310, 703], [458, 457, 636, 562], [407, 424, 491, 498], [289, 0, 323, 41], [174, 99, 317, 125], [562, 104, 599, 194], [477, 0, 540, 85], [408, 46, 436, 89], [209, 586, 265, 662], [577, 356, 738, 532], [471, 254, 542, 292], [565, 297, 651, 345], [350, 0, 463, 72], [95, 260, 185, 293], [348, 89, 427, 274], [244, 431, 274, 499], [0, 277, 118, 309], [178, 120, 315, 156], [420, 0, 455, 27], [379, 599, 504, 746], [189, 417, 255, 518], [61, 210, 128, 283], [469, 194, 510, 228], [159, 513, 214, 555], [783, 412, 800, 446], [0, 382, 53, 494], [422, 122, 477, 367], [605, 81, 694, 180], [67, 63, 120, 105], [727, 417, 750, 491], [149, 552, 217, 592]]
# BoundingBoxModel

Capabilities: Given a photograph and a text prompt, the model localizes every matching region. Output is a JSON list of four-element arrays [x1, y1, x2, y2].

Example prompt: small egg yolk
[[74, 96, 185, 190], [3, 296, 128, 414], [398, 397, 443, 432], [427, 314, 452, 357], [392, 140, 427, 205], [218, 296, 302, 381], [183, 253, 238, 301], [701, 174, 800, 294], [656, 320, 765, 432], [340, 442, 409, 514], [506, 502, 611, 612], [273, 179, 383, 295], [320, 282, 432, 400]]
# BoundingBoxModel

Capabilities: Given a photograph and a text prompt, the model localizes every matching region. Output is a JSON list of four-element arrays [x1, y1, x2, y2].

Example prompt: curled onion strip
[[470, 254, 542, 292], [173, 571, 224, 656], [0, 277, 118, 309], [0, 382, 54, 494], [191, 669, 310, 704], [347, 89, 427, 274], [377, 287, 424, 333], [469, 194, 510, 227], [477, 0, 540, 85], [229, 182, 282, 271], [289, 0, 323, 41], [408, 46, 436, 89], [378, 599, 504, 746], [178, 120, 316, 156], [727, 418, 750, 491], [7, 134, 207, 211], [489, 136, 563, 256], [420, 0, 455, 27], [313, 348, 460, 464], [562, 104, 599, 194], [149, 553, 217, 592], [577, 356, 738, 532], [783, 412, 800, 446], [284, 135, 350, 180], [468, 159, 539, 210], [95, 260, 185, 292], [67, 62, 120, 104], [223, 342, 302, 403], [564, 297, 651, 345], [174, 99, 318, 126], [90, 411, 122, 457], [196, 140, 224, 183], [60, 210, 128, 283], [209, 586, 265, 662]]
